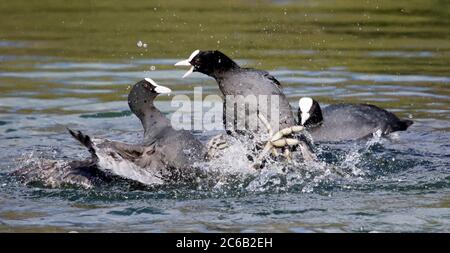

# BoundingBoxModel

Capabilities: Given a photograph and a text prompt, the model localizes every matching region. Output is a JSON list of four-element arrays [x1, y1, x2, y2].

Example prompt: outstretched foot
[[252, 113, 315, 168]]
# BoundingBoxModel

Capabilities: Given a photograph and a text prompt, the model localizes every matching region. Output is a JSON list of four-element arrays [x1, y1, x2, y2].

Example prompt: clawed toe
[[252, 112, 311, 169]]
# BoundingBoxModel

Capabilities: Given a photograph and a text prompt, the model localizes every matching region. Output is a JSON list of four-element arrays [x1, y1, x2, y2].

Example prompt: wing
[[262, 70, 281, 87], [221, 69, 296, 130], [68, 128, 162, 184], [68, 128, 144, 161], [239, 68, 282, 89]]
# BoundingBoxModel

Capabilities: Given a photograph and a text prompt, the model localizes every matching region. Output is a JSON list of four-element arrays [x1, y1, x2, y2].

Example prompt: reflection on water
[[0, 0, 449, 232]]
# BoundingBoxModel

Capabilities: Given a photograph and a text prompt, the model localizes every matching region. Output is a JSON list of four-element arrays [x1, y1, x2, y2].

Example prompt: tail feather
[[67, 128, 96, 156]]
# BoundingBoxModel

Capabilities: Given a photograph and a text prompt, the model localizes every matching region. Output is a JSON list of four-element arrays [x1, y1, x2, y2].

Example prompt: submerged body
[[298, 98, 413, 142]]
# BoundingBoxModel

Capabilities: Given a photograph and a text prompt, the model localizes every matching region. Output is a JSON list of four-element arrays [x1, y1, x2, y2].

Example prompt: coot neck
[[140, 104, 171, 141]]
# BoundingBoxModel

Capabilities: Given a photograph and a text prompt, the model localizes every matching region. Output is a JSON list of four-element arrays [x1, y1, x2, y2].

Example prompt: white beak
[[144, 78, 172, 94], [301, 112, 310, 125], [174, 59, 191, 66], [181, 66, 194, 78], [174, 49, 200, 78]]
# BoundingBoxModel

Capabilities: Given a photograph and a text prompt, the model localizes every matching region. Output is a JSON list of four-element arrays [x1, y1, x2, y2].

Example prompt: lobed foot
[[252, 113, 313, 169]]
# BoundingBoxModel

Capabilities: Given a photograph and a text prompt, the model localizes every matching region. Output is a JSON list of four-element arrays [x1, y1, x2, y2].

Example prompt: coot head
[[175, 50, 239, 78], [128, 78, 171, 119], [298, 97, 323, 127]]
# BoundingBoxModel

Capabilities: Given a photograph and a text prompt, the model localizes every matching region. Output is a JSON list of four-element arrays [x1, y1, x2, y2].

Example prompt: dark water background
[[0, 0, 449, 232]]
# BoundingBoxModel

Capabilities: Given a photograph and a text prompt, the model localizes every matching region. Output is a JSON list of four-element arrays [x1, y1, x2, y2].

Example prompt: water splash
[[10, 130, 407, 197]]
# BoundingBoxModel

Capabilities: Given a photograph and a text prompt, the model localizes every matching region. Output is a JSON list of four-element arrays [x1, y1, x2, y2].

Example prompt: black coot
[[175, 50, 315, 160], [298, 97, 413, 142]]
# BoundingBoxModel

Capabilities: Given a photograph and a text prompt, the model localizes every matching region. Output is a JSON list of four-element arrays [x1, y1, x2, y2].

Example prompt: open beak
[[144, 78, 172, 94], [174, 49, 199, 78], [174, 59, 191, 66]]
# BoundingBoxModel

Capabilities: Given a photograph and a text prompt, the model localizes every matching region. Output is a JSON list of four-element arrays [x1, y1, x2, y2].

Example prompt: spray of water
[[12, 130, 390, 195]]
